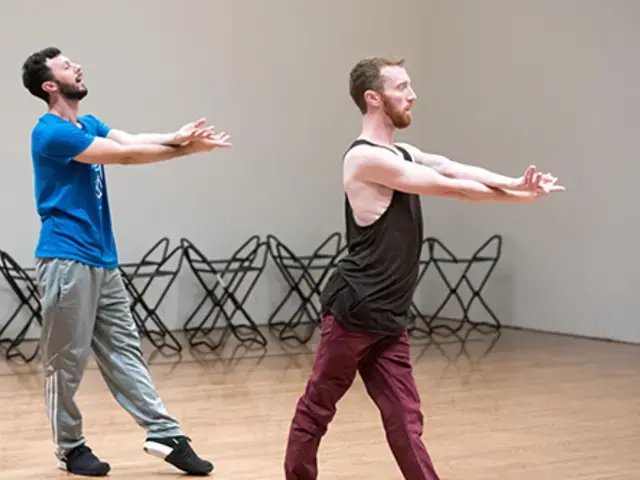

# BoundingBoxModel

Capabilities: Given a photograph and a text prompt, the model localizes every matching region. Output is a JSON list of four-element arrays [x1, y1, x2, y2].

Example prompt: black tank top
[[320, 139, 424, 335]]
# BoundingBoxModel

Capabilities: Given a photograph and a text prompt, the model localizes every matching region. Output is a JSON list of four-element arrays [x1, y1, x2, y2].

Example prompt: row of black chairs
[[0, 250, 40, 363], [0, 232, 503, 362], [120, 233, 349, 355]]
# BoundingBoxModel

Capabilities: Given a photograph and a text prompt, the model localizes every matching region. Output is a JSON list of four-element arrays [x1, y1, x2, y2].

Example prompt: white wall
[[1, 1, 639, 346], [0, 0, 425, 340], [413, 0, 640, 343]]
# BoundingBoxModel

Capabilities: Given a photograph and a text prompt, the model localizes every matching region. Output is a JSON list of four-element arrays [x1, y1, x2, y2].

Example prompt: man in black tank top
[[284, 57, 564, 480], [319, 138, 424, 336]]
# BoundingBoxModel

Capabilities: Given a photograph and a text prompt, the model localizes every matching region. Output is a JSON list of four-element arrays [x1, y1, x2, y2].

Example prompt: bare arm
[[396, 142, 520, 189], [107, 129, 178, 146], [73, 136, 201, 165], [107, 118, 214, 147], [348, 146, 538, 203]]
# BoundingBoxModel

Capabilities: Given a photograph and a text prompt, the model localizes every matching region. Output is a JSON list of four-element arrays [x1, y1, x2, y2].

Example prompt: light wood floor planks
[[0, 326, 639, 479]]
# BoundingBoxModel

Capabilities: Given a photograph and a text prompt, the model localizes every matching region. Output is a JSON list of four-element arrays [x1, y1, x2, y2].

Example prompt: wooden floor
[[0, 325, 639, 479]]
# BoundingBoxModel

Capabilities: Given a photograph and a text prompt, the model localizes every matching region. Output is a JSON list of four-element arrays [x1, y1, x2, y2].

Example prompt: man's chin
[[65, 90, 88, 101], [395, 116, 412, 129]]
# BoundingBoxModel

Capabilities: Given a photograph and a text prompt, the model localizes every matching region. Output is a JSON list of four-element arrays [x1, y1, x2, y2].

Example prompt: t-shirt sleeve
[[85, 114, 111, 138], [41, 123, 96, 164]]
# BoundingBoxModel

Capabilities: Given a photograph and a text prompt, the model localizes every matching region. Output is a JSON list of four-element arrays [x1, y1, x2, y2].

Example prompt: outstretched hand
[[171, 118, 232, 149], [171, 118, 207, 145], [512, 165, 565, 194], [188, 130, 232, 153], [518, 174, 566, 204], [512, 165, 554, 191]]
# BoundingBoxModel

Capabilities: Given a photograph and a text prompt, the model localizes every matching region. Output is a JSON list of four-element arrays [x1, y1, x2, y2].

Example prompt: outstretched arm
[[43, 124, 231, 167], [107, 118, 215, 146], [348, 146, 563, 203], [396, 142, 554, 191], [77, 136, 231, 166], [108, 130, 179, 146]]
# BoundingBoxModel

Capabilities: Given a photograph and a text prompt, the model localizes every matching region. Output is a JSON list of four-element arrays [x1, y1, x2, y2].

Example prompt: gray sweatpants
[[35, 257, 181, 460]]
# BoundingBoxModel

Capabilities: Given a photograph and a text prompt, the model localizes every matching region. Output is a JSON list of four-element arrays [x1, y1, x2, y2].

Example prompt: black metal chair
[[181, 235, 268, 351], [266, 232, 346, 344], [118, 237, 184, 355], [0, 249, 42, 363], [410, 234, 503, 337]]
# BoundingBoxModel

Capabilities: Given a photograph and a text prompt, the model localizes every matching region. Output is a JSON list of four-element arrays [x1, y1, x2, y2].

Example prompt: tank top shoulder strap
[[393, 144, 413, 163], [348, 138, 377, 150], [343, 138, 398, 158]]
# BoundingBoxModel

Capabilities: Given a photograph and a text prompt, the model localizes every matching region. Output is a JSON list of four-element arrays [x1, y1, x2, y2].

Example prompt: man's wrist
[[509, 190, 539, 203], [502, 177, 520, 190], [165, 132, 180, 146], [175, 142, 195, 155]]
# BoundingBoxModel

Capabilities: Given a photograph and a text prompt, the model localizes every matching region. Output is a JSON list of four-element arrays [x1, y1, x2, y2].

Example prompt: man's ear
[[363, 89, 381, 109], [41, 80, 58, 95]]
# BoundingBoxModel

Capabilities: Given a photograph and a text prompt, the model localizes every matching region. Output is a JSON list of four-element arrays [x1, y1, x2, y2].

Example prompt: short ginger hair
[[349, 56, 405, 114]]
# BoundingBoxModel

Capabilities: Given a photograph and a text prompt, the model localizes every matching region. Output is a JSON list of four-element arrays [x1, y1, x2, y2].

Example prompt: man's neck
[[48, 99, 80, 125], [359, 114, 395, 147]]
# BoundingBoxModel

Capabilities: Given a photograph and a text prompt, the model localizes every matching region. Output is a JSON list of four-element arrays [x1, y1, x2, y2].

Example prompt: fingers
[[538, 182, 565, 194], [533, 172, 543, 189], [523, 165, 535, 186], [526, 168, 564, 195], [187, 118, 206, 129], [192, 125, 221, 140], [182, 125, 218, 143], [193, 127, 213, 140], [211, 131, 232, 147], [191, 131, 233, 150], [193, 117, 206, 127], [522, 166, 562, 192], [539, 173, 565, 192], [538, 172, 557, 187]]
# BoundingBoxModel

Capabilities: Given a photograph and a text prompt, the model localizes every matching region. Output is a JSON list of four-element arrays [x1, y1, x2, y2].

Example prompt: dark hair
[[349, 56, 405, 114], [22, 47, 61, 103]]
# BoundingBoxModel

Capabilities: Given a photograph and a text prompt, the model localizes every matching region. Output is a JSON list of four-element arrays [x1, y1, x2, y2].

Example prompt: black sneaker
[[143, 435, 213, 476], [58, 444, 111, 477]]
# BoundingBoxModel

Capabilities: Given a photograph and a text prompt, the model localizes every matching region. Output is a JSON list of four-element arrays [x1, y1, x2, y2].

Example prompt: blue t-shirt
[[31, 113, 118, 269]]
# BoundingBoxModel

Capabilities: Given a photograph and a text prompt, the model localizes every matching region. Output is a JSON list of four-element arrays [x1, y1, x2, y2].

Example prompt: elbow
[[433, 158, 459, 179]]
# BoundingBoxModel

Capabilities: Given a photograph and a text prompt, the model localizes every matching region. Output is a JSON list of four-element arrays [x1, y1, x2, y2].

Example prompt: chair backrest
[[119, 238, 185, 304], [265, 234, 320, 295], [308, 231, 346, 290], [180, 236, 268, 303], [0, 249, 40, 302], [220, 236, 268, 299], [425, 234, 502, 262], [129, 237, 171, 278], [310, 232, 342, 261]]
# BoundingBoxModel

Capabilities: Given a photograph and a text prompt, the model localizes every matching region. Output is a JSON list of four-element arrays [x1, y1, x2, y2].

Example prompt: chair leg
[[184, 288, 267, 351], [2, 312, 41, 363]]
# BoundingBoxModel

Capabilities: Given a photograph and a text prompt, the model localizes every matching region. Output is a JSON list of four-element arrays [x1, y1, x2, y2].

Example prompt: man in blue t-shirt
[[22, 46, 231, 477]]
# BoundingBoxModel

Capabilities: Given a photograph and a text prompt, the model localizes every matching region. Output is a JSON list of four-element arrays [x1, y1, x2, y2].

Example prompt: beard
[[382, 94, 412, 129], [58, 80, 88, 101]]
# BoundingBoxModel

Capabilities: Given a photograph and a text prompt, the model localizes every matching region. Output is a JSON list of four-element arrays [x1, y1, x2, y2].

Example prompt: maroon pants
[[284, 314, 440, 480]]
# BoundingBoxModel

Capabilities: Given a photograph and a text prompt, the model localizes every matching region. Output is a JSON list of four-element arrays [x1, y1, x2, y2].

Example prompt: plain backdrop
[[1, 0, 638, 344]]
